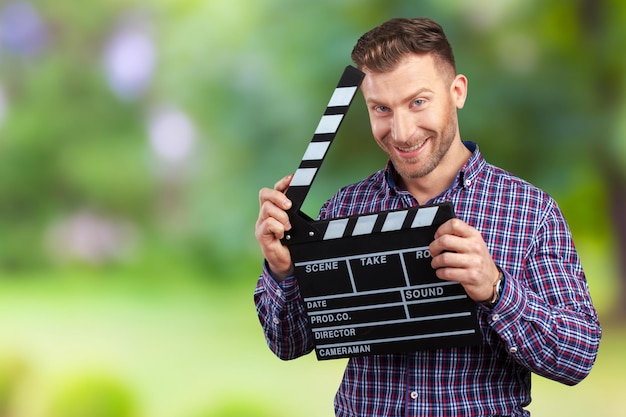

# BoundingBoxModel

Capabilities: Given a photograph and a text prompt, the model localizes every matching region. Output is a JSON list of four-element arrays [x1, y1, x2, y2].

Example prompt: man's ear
[[451, 74, 468, 109]]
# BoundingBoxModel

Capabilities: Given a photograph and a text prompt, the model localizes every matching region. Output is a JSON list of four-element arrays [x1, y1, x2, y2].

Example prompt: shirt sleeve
[[253, 261, 314, 360], [486, 200, 602, 385]]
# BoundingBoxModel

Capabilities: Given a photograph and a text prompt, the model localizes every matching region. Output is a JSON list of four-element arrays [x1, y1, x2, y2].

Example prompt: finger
[[429, 233, 468, 257], [431, 250, 472, 271], [274, 173, 294, 192], [256, 215, 291, 246], [434, 266, 461, 283], [434, 266, 477, 284], [261, 216, 288, 240], [255, 218, 294, 279], [258, 200, 292, 231], [434, 218, 476, 239], [259, 187, 292, 211], [434, 263, 494, 301]]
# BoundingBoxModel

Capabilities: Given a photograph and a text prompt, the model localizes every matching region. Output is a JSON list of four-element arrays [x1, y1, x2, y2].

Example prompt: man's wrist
[[267, 263, 294, 283], [482, 269, 504, 308]]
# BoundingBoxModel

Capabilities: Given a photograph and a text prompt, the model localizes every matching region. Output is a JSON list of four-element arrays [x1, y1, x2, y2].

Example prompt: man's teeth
[[399, 140, 426, 152]]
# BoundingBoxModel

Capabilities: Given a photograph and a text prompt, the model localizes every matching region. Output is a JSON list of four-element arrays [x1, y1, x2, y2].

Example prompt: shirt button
[[272, 317, 280, 325], [276, 289, 282, 298], [492, 314, 500, 322], [509, 346, 518, 354], [464, 179, 472, 187], [410, 391, 418, 400]]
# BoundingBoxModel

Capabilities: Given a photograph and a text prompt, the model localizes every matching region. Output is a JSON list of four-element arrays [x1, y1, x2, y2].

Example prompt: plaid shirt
[[254, 142, 601, 417]]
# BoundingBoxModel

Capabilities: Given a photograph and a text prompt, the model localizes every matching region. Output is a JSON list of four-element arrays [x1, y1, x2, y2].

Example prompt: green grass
[[0, 271, 621, 417]]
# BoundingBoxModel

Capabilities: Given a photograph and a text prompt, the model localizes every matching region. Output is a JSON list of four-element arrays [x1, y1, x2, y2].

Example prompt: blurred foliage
[[48, 374, 138, 417], [0, 355, 28, 415], [0, 0, 624, 279], [0, 0, 626, 416], [0, 0, 624, 276], [191, 399, 276, 417]]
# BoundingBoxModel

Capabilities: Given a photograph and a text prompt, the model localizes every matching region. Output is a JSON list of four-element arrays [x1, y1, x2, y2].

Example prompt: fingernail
[[283, 199, 292, 209]]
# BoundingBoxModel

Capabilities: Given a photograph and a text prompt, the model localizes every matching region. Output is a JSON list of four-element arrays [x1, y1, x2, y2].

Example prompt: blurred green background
[[0, 0, 625, 416]]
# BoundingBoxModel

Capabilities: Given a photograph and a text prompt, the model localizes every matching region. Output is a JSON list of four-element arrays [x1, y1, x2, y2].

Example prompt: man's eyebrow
[[365, 87, 435, 106]]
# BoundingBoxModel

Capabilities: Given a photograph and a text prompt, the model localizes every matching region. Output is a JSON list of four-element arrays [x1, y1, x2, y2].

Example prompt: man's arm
[[255, 174, 296, 281], [254, 174, 313, 360], [254, 263, 314, 360], [486, 205, 601, 385], [430, 200, 601, 385]]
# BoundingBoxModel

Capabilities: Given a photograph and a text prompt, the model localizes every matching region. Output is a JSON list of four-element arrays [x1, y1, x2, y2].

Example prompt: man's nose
[[391, 111, 415, 143]]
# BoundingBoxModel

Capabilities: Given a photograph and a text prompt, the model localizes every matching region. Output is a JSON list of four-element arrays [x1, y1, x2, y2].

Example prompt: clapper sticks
[[282, 66, 481, 360]]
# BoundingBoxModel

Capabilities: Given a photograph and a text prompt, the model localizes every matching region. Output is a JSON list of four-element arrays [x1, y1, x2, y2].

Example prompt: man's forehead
[[361, 53, 454, 84], [362, 55, 441, 93]]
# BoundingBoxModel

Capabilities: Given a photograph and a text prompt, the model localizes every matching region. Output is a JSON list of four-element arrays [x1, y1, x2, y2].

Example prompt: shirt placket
[[405, 352, 432, 416]]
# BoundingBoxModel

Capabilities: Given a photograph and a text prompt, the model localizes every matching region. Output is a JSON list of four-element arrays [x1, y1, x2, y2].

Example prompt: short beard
[[393, 121, 457, 180]]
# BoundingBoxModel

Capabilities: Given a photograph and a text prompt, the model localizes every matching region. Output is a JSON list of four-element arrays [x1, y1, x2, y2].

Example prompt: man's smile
[[393, 137, 430, 158]]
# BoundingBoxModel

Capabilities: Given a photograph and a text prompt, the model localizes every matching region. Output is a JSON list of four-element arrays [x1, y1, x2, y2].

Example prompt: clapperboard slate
[[281, 65, 481, 360]]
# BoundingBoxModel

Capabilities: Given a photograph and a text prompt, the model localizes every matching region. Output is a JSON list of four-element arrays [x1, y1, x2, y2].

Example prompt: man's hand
[[429, 218, 500, 303], [255, 174, 295, 282]]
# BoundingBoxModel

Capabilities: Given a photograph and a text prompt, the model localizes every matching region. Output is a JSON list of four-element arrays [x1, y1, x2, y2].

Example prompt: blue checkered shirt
[[254, 142, 601, 416]]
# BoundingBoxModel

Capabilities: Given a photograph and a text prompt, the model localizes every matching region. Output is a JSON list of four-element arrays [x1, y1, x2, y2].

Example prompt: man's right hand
[[255, 174, 295, 282]]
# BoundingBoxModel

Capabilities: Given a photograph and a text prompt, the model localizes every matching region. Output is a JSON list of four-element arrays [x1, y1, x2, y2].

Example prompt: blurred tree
[[0, 1, 153, 270], [0, 0, 623, 304], [577, 0, 626, 318]]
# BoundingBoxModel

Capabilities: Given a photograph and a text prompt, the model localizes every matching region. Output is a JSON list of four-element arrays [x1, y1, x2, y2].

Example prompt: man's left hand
[[429, 218, 500, 303]]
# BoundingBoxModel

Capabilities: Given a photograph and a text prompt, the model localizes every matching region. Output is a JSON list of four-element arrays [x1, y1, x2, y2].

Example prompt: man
[[254, 17, 601, 417]]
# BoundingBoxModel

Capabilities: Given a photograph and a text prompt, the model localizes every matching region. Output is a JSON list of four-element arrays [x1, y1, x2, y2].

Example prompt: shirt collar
[[384, 141, 485, 195], [457, 141, 484, 190]]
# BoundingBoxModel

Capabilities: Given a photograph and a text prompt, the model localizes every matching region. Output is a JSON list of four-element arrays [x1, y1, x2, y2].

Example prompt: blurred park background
[[0, 0, 625, 416]]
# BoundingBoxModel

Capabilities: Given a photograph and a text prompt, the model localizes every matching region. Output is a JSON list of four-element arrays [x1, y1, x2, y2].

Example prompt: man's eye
[[375, 105, 389, 113], [413, 99, 425, 106]]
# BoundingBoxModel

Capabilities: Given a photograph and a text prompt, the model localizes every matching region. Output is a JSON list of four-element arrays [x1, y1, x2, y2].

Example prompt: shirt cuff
[[261, 261, 300, 305], [485, 269, 530, 357]]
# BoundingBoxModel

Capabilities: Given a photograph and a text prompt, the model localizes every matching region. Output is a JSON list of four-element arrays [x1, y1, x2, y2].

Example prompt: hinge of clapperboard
[[282, 65, 365, 245]]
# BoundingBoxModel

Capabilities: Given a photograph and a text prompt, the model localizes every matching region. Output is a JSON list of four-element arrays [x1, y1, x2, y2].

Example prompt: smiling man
[[254, 17, 601, 417], [362, 53, 469, 201]]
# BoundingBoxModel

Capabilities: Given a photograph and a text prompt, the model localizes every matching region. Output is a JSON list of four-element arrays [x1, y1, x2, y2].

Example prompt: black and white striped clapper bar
[[282, 66, 481, 360]]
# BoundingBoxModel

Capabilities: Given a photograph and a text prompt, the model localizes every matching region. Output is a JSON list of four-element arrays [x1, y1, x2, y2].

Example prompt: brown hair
[[351, 17, 456, 75]]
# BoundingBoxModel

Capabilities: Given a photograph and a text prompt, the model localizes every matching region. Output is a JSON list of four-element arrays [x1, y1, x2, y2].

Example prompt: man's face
[[361, 54, 467, 182]]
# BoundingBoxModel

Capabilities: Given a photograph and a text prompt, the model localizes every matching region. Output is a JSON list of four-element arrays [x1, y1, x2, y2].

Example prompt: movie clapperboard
[[282, 65, 481, 360]]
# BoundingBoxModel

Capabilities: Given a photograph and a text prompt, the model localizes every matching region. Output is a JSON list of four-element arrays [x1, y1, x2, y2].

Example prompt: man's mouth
[[395, 138, 429, 155]]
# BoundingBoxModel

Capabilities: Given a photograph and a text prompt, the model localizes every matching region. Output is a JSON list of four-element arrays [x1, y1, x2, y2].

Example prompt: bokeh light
[[147, 105, 196, 165], [0, 1, 47, 58], [102, 12, 155, 101]]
